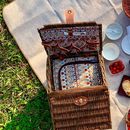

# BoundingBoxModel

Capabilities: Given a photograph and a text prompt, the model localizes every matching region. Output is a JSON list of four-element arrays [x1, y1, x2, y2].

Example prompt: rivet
[[68, 10, 72, 14]]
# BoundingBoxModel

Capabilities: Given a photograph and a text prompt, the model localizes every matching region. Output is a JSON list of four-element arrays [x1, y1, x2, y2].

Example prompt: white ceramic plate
[[106, 23, 123, 40], [102, 43, 120, 61], [121, 35, 130, 55]]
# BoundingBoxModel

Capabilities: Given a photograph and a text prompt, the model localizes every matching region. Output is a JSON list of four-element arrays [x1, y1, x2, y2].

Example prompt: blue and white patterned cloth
[[52, 56, 102, 90]]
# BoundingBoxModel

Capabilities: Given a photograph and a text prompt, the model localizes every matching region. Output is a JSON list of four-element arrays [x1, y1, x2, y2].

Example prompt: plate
[[121, 35, 130, 55], [106, 23, 123, 40], [102, 43, 120, 61]]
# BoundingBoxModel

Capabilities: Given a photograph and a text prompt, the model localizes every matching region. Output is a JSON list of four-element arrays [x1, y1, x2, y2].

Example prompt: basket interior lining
[[52, 55, 103, 90]]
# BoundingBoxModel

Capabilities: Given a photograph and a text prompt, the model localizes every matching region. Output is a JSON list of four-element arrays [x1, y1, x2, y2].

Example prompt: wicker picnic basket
[[122, 0, 130, 17], [38, 10, 112, 130]]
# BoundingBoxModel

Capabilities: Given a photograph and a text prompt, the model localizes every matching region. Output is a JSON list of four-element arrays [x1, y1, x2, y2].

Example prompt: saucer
[[102, 43, 120, 61], [106, 23, 123, 40], [121, 35, 130, 55]]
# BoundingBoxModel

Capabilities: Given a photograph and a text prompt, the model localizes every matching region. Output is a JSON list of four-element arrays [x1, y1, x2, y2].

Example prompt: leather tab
[[65, 9, 74, 24]]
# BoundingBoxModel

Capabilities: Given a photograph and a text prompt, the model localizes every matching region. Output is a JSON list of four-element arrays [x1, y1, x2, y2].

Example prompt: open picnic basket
[[38, 10, 112, 130]]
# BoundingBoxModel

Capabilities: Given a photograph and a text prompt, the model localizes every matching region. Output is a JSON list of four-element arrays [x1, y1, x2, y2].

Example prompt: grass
[[0, 0, 52, 130]]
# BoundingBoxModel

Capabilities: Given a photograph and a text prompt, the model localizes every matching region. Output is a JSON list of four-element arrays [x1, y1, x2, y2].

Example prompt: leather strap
[[65, 9, 74, 24]]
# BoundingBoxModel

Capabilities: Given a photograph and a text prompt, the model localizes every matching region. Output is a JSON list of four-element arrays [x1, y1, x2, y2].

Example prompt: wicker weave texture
[[49, 87, 111, 130]]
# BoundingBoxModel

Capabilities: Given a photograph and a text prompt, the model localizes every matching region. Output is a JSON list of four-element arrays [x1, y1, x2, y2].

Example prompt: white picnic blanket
[[3, 0, 130, 129]]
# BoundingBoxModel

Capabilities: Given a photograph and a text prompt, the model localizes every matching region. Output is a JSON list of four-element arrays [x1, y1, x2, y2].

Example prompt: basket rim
[[49, 85, 108, 97]]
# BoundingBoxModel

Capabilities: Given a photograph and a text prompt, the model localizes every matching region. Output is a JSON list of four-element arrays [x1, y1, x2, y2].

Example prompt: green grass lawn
[[0, 1, 52, 130]]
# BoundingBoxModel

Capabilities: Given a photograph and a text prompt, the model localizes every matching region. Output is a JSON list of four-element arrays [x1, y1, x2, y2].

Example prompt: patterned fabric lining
[[52, 56, 103, 90], [39, 25, 101, 57]]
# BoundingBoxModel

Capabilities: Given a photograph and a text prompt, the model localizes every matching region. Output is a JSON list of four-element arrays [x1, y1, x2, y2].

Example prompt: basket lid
[[38, 11, 102, 58]]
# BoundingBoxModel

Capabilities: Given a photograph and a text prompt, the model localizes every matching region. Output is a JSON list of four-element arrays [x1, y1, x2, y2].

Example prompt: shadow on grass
[[4, 88, 53, 130]]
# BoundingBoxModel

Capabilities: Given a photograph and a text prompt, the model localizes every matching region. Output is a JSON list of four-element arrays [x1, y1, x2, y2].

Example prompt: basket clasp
[[74, 96, 88, 106]]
